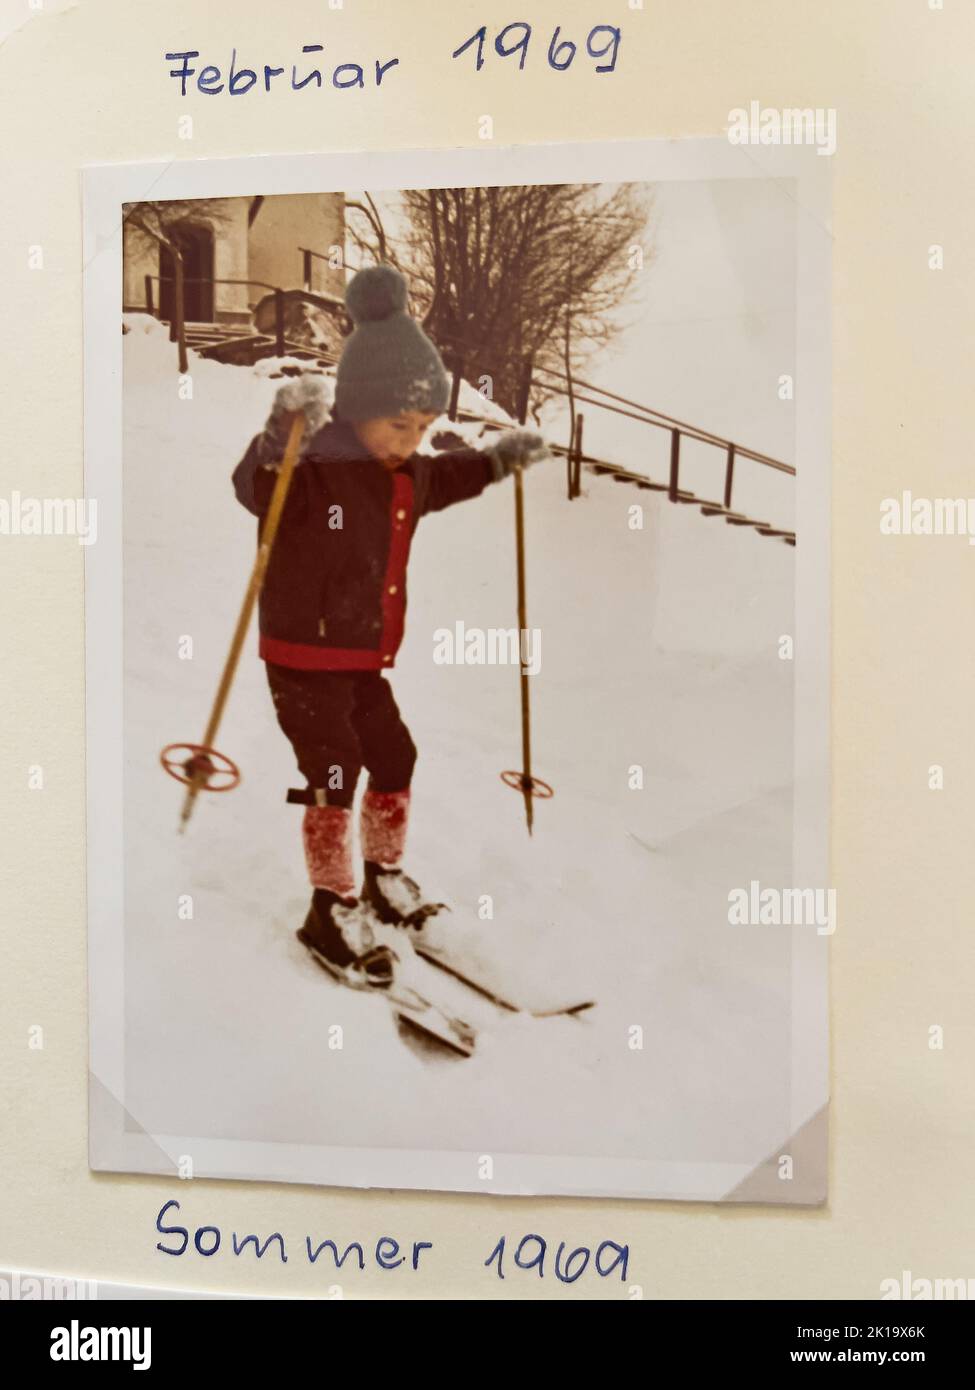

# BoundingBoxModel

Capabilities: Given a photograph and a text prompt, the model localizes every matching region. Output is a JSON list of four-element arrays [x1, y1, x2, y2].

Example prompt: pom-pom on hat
[[334, 264, 450, 423]]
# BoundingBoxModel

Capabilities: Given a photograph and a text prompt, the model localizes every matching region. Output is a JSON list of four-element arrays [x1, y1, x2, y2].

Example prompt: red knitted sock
[[360, 788, 410, 869], [302, 805, 355, 898]]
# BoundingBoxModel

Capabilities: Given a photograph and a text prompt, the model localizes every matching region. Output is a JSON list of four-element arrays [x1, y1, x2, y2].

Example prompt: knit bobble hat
[[334, 264, 450, 423]]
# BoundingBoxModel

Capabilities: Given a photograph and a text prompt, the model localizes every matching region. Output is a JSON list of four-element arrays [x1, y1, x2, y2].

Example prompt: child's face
[[353, 411, 438, 470]]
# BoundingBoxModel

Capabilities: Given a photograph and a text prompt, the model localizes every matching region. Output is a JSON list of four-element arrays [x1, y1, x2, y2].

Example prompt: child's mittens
[[486, 429, 551, 482], [271, 373, 333, 432], [262, 374, 334, 462]]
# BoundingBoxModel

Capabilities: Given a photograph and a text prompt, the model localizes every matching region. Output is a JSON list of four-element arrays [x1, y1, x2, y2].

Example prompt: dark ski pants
[[265, 664, 417, 809]]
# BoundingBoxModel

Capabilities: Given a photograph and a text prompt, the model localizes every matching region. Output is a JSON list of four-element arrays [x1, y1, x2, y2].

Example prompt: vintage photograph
[[84, 140, 830, 1201]]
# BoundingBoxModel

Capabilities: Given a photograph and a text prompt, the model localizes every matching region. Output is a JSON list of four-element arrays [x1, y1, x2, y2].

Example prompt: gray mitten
[[264, 373, 334, 455], [486, 428, 550, 482]]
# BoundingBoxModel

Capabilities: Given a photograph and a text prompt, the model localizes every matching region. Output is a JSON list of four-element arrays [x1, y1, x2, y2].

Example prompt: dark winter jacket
[[232, 417, 497, 670]]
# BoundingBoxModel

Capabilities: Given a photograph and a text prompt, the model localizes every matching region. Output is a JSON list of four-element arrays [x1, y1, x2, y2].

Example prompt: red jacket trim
[[379, 473, 414, 660], [259, 635, 387, 670]]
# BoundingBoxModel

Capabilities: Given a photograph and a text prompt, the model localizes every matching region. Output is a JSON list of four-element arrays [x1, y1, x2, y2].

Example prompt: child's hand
[[266, 374, 333, 448], [486, 429, 551, 481]]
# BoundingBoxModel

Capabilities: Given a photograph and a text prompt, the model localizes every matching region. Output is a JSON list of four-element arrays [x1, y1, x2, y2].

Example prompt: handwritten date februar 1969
[[164, 23, 621, 98]]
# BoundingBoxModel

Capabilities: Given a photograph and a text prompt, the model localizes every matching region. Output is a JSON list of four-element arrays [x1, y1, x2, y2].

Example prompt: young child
[[232, 264, 549, 986]]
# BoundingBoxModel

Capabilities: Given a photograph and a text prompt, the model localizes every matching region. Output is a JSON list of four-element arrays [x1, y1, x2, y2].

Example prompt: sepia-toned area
[[104, 170, 812, 1200]]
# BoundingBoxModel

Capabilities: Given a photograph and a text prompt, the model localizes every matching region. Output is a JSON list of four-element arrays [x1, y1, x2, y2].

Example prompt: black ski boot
[[361, 861, 449, 942], [297, 887, 396, 989]]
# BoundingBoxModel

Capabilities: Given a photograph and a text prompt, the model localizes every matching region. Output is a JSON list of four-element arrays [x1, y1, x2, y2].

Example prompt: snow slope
[[120, 321, 795, 1180]]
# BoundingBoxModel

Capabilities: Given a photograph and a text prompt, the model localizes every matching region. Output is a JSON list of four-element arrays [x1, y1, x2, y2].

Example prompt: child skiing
[[232, 264, 549, 989]]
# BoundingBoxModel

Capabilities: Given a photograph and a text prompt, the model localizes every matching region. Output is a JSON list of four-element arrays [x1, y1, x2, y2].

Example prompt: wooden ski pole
[[513, 463, 534, 834], [176, 412, 306, 832], [498, 353, 553, 832], [501, 460, 552, 831]]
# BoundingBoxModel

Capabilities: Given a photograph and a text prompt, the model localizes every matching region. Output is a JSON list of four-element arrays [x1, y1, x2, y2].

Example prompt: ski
[[299, 937, 476, 1058], [413, 944, 595, 1021], [359, 870, 595, 1021]]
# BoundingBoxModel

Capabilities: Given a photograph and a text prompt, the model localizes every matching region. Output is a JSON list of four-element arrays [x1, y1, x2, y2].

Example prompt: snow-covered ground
[[120, 315, 795, 1183]]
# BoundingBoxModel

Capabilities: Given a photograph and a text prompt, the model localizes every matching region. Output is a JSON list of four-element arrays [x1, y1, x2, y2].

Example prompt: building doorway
[[159, 223, 214, 323]]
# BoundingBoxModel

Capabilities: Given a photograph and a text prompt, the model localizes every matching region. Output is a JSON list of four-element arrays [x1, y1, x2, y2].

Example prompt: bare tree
[[347, 183, 653, 421], [343, 193, 389, 263], [123, 199, 233, 373]]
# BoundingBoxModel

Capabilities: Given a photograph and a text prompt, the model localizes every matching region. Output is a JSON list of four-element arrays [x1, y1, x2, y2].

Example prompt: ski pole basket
[[160, 743, 241, 793]]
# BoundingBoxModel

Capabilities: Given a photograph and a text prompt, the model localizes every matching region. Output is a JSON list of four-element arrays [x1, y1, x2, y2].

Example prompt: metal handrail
[[534, 364, 795, 476], [145, 273, 283, 296], [142, 274, 345, 357], [435, 328, 794, 521]]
